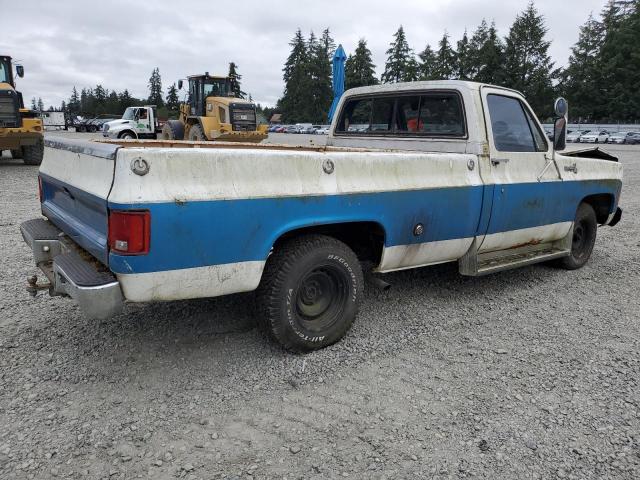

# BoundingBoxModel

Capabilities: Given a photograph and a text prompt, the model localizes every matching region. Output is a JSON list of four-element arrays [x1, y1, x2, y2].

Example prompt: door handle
[[491, 158, 509, 166]]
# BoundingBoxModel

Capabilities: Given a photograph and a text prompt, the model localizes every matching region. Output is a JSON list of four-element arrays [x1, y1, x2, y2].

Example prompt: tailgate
[[39, 137, 119, 265]]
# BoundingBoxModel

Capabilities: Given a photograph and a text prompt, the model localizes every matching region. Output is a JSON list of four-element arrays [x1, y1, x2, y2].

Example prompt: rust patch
[[509, 238, 543, 249]]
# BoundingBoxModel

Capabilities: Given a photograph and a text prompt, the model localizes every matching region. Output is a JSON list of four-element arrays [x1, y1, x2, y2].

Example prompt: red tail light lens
[[108, 210, 150, 255]]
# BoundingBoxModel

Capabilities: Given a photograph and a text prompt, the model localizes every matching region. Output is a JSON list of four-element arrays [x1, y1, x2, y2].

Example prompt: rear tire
[[187, 123, 206, 141], [555, 203, 597, 270], [10, 149, 22, 159], [161, 120, 184, 140], [256, 234, 364, 352], [22, 137, 44, 166]]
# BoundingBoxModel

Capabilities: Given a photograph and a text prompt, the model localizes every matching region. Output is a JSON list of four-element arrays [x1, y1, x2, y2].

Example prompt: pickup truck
[[20, 81, 623, 352]]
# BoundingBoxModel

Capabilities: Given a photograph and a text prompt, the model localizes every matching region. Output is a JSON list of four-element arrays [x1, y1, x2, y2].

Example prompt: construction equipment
[[161, 73, 267, 143], [0, 55, 44, 165]]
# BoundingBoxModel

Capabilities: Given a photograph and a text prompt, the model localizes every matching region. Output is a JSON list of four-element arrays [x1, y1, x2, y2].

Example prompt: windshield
[[122, 107, 136, 120], [0, 58, 11, 84], [203, 79, 230, 97]]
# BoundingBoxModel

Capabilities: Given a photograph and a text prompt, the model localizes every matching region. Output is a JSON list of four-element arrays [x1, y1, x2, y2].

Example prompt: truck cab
[[102, 105, 160, 140]]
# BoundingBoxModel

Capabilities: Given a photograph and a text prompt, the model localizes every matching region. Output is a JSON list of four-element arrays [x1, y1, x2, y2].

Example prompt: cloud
[[1, 0, 605, 109]]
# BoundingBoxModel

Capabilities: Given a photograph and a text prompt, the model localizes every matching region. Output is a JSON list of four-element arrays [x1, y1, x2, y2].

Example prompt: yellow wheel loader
[[0, 55, 44, 165], [161, 73, 267, 143]]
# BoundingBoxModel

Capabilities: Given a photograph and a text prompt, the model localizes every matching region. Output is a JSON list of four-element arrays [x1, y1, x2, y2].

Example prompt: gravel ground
[[1, 137, 639, 479]]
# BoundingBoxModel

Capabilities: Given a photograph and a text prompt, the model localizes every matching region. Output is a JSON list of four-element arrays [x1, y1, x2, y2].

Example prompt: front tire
[[118, 131, 136, 140], [555, 203, 597, 270], [22, 137, 44, 166], [187, 123, 206, 141], [256, 234, 364, 352], [161, 120, 185, 140]]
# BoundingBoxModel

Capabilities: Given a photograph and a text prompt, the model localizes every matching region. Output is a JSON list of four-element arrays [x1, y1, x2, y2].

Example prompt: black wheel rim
[[296, 265, 349, 332]]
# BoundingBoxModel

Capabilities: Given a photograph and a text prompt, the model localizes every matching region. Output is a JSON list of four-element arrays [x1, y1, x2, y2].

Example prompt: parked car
[[566, 129, 589, 143], [268, 125, 280, 132], [284, 125, 299, 134], [609, 131, 639, 144], [316, 125, 330, 135], [580, 130, 610, 144], [21, 80, 623, 352], [626, 132, 640, 144]]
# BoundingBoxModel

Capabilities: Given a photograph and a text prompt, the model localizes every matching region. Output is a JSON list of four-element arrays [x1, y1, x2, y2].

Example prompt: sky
[[1, 0, 607, 109]]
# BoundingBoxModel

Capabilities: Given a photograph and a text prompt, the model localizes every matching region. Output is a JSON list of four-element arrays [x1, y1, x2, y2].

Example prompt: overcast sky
[[1, 0, 606, 109]]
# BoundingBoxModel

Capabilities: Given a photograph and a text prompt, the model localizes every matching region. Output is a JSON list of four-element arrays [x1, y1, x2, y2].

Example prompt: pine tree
[[345, 38, 378, 89], [417, 44, 437, 80], [228, 62, 246, 99], [474, 21, 505, 84], [455, 30, 471, 80], [118, 89, 135, 112], [68, 87, 80, 114], [597, 0, 640, 121], [166, 83, 179, 111], [503, 2, 556, 117], [433, 31, 457, 79], [30, 97, 37, 111], [308, 29, 335, 122], [381, 26, 418, 83], [279, 29, 312, 122], [147, 67, 164, 107], [561, 13, 605, 121], [37, 97, 44, 112]]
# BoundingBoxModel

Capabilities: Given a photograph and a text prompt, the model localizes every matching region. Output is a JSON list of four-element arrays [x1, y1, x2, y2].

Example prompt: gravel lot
[[1, 135, 639, 479]]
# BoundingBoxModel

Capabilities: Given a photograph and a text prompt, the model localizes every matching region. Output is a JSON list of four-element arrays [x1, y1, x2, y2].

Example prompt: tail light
[[38, 175, 43, 203], [108, 210, 150, 255]]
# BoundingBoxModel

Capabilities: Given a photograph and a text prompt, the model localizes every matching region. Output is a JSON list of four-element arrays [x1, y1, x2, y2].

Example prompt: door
[[134, 108, 151, 134], [478, 87, 570, 253]]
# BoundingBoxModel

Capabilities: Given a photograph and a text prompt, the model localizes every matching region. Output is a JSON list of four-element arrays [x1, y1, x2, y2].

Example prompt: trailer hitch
[[26, 275, 52, 297]]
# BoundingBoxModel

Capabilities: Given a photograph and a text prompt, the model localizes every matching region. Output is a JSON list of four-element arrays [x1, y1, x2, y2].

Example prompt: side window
[[336, 98, 372, 133], [522, 106, 547, 151], [487, 94, 546, 152]]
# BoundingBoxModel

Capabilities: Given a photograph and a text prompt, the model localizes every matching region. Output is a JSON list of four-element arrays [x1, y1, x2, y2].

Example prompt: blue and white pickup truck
[[21, 81, 623, 351]]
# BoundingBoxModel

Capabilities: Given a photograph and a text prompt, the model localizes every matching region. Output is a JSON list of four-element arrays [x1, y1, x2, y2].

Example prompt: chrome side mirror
[[16, 65, 24, 78], [178, 79, 183, 90]]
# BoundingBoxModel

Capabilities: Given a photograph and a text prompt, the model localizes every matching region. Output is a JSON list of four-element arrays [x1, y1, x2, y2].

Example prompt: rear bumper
[[20, 218, 123, 319]]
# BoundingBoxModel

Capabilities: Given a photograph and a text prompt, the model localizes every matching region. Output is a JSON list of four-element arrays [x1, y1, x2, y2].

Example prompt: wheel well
[[118, 130, 136, 138], [581, 194, 613, 224], [273, 222, 386, 266]]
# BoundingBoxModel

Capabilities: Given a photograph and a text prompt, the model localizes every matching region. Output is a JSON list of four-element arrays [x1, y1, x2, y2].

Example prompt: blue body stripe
[[106, 179, 620, 275], [39, 171, 621, 275]]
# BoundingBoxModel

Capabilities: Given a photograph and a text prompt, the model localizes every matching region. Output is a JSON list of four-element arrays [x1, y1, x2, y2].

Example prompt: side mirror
[[553, 97, 568, 151], [16, 65, 24, 78], [178, 79, 183, 90]]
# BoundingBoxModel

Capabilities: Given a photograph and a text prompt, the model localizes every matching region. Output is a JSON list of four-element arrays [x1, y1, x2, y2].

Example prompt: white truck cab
[[102, 105, 160, 140]]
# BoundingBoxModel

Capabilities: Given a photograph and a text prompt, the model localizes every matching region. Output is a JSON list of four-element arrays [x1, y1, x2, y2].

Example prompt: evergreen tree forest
[[58, 1, 638, 124], [277, 0, 639, 123]]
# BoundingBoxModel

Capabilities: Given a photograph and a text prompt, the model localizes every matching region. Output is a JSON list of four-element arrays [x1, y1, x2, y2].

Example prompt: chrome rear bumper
[[20, 218, 123, 319]]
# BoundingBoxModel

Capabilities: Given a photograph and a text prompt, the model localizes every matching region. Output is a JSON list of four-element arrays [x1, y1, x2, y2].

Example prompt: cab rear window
[[336, 91, 466, 138]]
